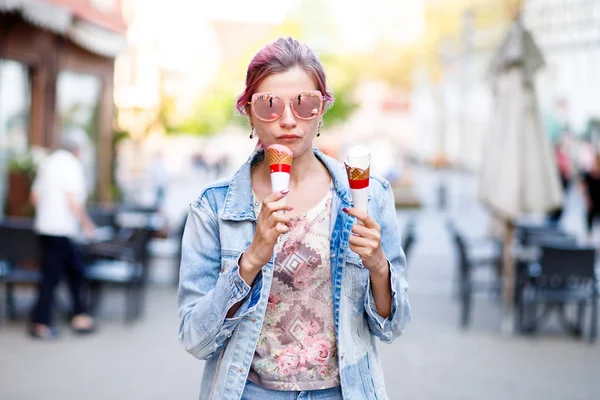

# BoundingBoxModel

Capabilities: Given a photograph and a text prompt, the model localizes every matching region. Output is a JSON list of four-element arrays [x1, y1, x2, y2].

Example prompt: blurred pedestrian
[[547, 139, 572, 226], [177, 37, 410, 399], [578, 140, 595, 173], [581, 152, 600, 238], [29, 128, 97, 339], [149, 149, 168, 209]]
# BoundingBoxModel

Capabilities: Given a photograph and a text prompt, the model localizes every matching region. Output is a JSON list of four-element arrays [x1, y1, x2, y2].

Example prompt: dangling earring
[[317, 122, 321, 137], [249, 125, 254, 139]]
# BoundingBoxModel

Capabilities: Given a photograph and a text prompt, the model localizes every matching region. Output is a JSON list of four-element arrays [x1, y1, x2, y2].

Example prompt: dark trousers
[[548, 175, 570, 226], [586, 208, 600, 234], [31, 235, 87, 326]]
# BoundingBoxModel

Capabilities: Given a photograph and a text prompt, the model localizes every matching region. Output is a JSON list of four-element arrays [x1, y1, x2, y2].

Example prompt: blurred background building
[[3, 0, 600, 218]]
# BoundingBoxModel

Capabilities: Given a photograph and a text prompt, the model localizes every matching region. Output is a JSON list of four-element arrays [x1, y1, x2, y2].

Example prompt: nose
[[279, 102, 297, 129]]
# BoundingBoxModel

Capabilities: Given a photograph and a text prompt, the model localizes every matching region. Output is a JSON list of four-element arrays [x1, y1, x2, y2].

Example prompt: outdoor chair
[[519, 244, 597, 342], [87, 204, 119, 229], [514, 231, 578, 330], [0, 219, 41, 320], [83, 212, 156, 323], [447, 220, 502, 328]]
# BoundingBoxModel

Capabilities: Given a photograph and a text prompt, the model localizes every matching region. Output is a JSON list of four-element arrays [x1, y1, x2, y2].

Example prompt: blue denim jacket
[[178, 148, 410, 400]]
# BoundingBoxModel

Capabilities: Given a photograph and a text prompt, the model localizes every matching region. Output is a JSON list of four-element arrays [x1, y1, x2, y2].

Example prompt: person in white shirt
[[29, 128, 97, 339]]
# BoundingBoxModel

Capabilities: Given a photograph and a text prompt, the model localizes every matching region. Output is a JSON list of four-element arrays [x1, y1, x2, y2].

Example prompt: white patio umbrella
[[479, 16, 563, 331]]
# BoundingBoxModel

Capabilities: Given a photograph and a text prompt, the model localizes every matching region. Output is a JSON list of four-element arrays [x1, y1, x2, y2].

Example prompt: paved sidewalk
[[1, 168, 598, 400]]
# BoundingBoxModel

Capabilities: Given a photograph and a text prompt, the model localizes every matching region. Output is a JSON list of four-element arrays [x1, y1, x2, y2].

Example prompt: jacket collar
[[221, 148, 354, 221]]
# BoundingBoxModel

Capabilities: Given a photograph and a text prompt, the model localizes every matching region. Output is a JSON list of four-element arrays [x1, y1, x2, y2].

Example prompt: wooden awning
[[46, 0, 126, 33], [0, 0, 127, 57]]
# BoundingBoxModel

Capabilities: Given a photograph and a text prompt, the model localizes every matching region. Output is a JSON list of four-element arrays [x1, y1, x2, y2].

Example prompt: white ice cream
[[345, 145, 371, 213], [346, 145, 371, 169]]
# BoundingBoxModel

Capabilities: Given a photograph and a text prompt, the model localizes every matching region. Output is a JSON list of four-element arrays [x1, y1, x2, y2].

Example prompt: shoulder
[[57, 151, 82, 169], [43, 151, 78, 173], [370, 174, 392, 204], [370, 174, 391, 191], [192, 175, 232, 213], [318, 152, 346, 177]]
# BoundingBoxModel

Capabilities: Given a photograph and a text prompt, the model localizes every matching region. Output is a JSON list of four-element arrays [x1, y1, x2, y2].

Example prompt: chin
[[290, 142, 315, 156]]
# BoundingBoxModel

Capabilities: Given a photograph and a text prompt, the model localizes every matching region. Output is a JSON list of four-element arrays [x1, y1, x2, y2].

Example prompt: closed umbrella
[[479, 16, 563, 332]]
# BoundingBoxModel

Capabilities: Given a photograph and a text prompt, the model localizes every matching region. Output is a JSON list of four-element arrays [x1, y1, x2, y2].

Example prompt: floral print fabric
[[247, 188, 340, 391]]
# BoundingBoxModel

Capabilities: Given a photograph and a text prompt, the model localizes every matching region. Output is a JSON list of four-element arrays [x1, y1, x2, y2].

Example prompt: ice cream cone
[[345, 145, 371, 213], [266, 144, 293, 193], [266, 147, 293, 169]]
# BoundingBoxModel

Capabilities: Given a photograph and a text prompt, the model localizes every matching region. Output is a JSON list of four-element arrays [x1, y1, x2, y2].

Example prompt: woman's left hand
[[343, 207, 388, 276]]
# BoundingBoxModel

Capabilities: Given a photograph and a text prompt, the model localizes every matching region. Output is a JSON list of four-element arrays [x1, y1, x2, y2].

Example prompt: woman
[[178, 37, 410, 400]]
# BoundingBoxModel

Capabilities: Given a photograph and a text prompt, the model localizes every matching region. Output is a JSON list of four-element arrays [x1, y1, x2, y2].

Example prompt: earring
[[317, 122, 321, 137], [249, 126, 254, 139]]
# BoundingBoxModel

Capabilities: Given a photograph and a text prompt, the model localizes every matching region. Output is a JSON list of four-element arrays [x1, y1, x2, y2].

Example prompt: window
[[0, 59, 31, 217]]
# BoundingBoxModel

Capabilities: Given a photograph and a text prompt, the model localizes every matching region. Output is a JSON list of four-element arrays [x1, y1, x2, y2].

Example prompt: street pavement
[[1, 166, 598, 400]]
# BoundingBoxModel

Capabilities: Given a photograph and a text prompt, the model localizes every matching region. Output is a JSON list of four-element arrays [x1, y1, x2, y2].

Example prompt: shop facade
[[0, 0, 126, 216]]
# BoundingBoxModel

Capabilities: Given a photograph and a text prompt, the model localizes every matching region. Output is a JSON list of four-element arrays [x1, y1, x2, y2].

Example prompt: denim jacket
[[178, 148, 410, 399]]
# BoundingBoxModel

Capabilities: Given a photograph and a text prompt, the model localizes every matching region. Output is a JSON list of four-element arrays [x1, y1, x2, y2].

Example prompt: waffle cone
[[266, 148, 293, 166], [345, 163, 370, 181]]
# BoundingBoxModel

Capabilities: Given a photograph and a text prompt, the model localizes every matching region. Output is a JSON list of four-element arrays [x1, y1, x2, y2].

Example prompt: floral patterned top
[[247, 186, 340, 391]]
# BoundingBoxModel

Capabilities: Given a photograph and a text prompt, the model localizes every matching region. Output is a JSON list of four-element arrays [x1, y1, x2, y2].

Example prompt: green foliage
[[7, 151, 37, 178], [156, 94, 179, 134], [170, 79, 240, 136], [322, 84, 358, 128], [109, 127, 130, 202]]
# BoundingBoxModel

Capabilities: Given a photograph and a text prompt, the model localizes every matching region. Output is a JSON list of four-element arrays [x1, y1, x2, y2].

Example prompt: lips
[[278, 135, 301, 140]]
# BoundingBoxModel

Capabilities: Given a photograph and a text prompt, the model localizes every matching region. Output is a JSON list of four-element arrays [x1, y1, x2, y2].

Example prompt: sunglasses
[[248, 91, 324, 122]]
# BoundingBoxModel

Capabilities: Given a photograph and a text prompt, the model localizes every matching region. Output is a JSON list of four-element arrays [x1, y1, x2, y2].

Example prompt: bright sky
[[327, 0, 426, 50], [206, 0, 300, 23], [126, 0, 425, 69], [210, 0, 425, 48], [162, 0, 426, 49]]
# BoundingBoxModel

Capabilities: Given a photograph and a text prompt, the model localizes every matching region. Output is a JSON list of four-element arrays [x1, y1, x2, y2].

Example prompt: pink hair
[[236, 37, 334, 115]]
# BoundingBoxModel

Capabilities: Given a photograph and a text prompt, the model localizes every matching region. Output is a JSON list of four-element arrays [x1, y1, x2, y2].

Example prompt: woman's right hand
[[241, 189, 292, 273]]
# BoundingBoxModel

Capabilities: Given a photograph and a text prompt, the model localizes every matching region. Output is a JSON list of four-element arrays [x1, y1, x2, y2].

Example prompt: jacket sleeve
[[364, 181, 411, 343], [177, 195, 263, 360]]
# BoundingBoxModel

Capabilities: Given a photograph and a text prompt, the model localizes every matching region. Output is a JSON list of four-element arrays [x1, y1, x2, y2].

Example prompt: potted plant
[[5, 147, 46, 217]]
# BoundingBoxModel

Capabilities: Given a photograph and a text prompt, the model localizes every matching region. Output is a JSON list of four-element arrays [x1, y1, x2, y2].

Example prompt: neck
[[257, 147, 321, 187]]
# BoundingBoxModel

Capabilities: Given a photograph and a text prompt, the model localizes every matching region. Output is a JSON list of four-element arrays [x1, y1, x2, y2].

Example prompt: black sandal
[[70, 314, 96, 335], [71, 324, 96, 335]]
